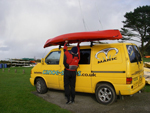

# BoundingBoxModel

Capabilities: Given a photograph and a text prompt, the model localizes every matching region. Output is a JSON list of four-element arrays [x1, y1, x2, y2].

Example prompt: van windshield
[[126, 45, 142, 63]]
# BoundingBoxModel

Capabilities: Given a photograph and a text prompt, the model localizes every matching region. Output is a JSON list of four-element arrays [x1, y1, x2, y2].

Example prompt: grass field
[[0, 66, 150, 113], [0, 67, 70, 113], [143, 58, 150, 62]]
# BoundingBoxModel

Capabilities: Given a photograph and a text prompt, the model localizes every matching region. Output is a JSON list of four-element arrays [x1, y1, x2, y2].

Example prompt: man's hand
[[77, 42, 80, 47]]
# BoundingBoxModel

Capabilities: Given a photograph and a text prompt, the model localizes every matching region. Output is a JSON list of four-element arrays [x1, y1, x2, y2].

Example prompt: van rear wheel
[[36, 78, 48, 94], [95, 83, 116, 105]]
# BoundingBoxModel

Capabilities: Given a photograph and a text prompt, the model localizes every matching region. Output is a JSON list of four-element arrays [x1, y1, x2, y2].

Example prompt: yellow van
[[30, 43, 145, 105]]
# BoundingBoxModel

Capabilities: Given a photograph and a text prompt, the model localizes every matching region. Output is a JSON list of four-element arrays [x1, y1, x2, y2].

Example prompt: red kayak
[[44, 29, 122, 48]]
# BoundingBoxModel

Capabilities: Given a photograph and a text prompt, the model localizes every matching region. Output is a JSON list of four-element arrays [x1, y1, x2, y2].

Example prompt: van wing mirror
[[41, 58, 44, 65]]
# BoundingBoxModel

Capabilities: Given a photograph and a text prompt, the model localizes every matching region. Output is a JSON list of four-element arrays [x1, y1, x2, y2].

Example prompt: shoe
[[66, 101, 71, 104], [70, 100, 75, 104]]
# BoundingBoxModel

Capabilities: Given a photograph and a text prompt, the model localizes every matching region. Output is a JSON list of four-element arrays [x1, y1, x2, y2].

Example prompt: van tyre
[[95, 84, 116, 105], [36, 78, 48, 94]]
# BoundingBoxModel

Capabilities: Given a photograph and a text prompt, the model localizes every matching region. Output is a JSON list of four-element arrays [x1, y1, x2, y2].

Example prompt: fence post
[[23, 70, 25, 74], [15, 69, 17, 73]]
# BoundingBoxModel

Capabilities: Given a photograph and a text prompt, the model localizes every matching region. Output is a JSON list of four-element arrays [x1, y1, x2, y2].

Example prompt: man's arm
[[63, 40, 68, 52], [63, 41, 72, 64]]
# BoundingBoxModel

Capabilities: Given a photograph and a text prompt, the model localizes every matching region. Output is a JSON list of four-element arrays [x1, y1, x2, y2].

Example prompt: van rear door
[[126, 45, 143, 89]]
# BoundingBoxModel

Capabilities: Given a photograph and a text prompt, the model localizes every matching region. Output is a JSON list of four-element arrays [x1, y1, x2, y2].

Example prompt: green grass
[[142, 57, 150, 92], [143, 84, 150, 92], [143, 57, 150, 62], [0, 67, 149, 113], [0, 67, 71, 113]]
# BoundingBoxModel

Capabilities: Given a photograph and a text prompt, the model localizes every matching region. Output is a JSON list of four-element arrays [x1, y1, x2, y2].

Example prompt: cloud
[[0, 47, 10, 51], [0, 0, 149, 60]]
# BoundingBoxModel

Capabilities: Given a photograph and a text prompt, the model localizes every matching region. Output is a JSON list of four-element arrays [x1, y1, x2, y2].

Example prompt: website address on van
[[42, 70, 96, 77]]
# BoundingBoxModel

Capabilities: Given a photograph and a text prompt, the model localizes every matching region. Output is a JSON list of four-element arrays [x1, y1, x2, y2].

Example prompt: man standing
[[63, 40, 80, 104]]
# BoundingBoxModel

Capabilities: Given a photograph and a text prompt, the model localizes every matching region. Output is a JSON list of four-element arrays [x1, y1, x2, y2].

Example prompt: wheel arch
[[95, 81, 116, 94], [34, 76, 47, 85]]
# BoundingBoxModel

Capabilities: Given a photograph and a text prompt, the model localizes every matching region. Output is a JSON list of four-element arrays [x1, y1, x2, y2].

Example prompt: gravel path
[[33, 89, 150, 113]]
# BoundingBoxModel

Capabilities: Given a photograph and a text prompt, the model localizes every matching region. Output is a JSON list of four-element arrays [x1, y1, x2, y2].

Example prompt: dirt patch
[[33, 89, 150, 113]]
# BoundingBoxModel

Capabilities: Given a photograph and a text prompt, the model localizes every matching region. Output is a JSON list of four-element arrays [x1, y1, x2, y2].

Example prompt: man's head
[[71, 47, 78, 54]]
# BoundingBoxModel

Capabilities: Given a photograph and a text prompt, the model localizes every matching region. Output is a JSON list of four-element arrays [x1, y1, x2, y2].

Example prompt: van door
[[76, 49, 92, 93], [42, 51, 61, 89], [59, 49, 92, 93], [126, 45, 143, 89]]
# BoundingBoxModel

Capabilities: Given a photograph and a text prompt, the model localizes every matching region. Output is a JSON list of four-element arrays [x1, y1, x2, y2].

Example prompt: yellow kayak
[[144, 62, 150, 68], [144, 67, 150, 84]]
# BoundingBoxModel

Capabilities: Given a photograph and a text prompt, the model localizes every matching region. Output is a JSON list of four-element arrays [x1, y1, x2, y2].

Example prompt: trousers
[[64, 69, 76, 101]]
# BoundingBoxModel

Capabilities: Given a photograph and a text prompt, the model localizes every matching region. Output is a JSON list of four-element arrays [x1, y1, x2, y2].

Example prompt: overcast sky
[[0, 0, 149, 60]]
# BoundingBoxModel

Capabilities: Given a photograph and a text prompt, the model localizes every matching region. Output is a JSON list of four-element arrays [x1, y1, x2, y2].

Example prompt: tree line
[[120, 5, 150, 56]]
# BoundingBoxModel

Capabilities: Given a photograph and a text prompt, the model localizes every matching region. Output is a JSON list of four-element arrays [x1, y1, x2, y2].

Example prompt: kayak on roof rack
[[44, 29, 122, 48]]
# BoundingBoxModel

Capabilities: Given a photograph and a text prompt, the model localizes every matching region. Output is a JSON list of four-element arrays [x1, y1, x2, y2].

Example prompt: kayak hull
[[44, 29, 122, 48]]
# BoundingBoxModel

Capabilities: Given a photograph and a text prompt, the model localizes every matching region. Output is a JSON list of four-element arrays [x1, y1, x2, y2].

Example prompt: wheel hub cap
[[98, 88, 112, 103]]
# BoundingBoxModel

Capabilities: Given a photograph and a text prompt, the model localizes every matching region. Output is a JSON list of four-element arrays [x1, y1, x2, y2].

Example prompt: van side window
[[79, 49, 91, 64], [133, 45, 142, 61], [126, 45, 142, 63], [63, 49, 91, 65], [45, 51, 61, 64]]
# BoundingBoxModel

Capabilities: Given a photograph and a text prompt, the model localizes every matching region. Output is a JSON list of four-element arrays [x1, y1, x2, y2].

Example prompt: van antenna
[[95, 1, 103, 30], [78, 0, 88, 31]]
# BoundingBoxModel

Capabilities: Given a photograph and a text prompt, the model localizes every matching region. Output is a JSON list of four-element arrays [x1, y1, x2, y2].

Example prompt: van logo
[[95, 48, 119, 63]]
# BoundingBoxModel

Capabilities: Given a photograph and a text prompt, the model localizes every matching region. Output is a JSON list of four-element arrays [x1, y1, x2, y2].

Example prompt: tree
[[145, 45, 150, 55], [120, 5, 150, 56]]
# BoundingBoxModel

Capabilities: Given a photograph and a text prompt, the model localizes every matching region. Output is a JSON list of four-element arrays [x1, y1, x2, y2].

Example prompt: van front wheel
[[95, 84, 116, 105], [36, 78, 48, 94]]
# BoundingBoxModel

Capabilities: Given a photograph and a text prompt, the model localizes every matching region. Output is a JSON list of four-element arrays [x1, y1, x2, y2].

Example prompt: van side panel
[[91, 44, 127, 94]]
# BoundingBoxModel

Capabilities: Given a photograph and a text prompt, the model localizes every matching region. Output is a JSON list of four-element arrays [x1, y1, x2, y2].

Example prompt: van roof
[[93, 42, 137, 46], [50, 42, 138, 51]]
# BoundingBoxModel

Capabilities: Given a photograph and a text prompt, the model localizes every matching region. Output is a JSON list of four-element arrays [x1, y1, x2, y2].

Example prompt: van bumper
[[115, 78, 145, 95], [30, 78, 35, 86]]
